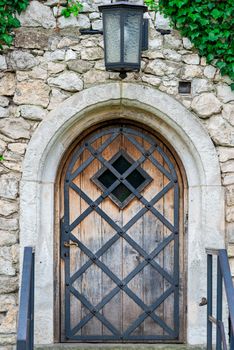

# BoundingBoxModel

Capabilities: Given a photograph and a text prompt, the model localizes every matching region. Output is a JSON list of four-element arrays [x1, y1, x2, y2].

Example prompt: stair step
[[35, 344, 205, 350]]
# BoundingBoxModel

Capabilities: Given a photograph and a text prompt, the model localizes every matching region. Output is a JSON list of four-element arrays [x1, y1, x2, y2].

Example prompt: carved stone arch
[[20, 82, 224, 346]]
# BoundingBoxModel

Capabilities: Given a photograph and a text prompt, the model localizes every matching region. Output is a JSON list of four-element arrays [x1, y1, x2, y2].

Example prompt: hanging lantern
[[99, 1, 147, 78]]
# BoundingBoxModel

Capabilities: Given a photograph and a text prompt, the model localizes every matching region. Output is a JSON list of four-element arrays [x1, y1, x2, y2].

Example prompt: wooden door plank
[[101, 133, 123, 336], [122, 132, 144, 336], [80, 140, 103, 336], [142, 134, 164, 336]]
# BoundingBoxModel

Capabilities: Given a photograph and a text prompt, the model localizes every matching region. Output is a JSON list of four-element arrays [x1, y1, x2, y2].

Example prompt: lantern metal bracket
[[79, 29, 103, 35]]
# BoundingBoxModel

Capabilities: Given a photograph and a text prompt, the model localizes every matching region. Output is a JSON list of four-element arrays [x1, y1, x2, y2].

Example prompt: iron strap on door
[[61, 126, 180, 341]]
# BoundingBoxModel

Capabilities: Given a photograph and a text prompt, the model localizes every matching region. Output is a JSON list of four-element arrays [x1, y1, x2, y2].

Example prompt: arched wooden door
[[59, 123, 185, 342]]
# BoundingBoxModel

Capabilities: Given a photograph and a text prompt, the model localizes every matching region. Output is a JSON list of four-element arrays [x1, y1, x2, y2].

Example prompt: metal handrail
[[16, 247, 35, 350], [206, 248, 234, 350]]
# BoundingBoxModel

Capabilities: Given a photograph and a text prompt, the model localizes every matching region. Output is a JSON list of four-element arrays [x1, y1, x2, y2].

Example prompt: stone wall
[[0, 0, 233, 347]]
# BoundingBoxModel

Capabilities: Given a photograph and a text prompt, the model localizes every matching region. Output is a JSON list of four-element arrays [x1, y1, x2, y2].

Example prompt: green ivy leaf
[[145, 0, 234, 88], [211, 9, 222, 19]]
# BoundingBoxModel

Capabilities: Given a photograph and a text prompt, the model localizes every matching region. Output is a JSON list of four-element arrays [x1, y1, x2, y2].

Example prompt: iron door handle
[[64, 241, 79, 248]]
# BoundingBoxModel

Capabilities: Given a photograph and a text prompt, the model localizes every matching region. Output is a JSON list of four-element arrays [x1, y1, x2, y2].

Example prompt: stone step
[[35, 344, 205, 350]]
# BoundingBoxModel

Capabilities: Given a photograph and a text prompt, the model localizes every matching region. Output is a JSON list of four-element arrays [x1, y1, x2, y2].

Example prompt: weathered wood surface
[[60, 124, 185, 342]]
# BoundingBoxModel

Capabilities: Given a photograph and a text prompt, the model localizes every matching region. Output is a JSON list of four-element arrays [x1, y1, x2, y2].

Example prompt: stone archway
[[20, 82, 224, 346]]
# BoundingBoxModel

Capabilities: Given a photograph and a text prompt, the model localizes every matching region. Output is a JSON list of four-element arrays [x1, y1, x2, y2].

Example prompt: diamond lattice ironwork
[[62, 126, 180, 342], [92, 150, 152, 208]]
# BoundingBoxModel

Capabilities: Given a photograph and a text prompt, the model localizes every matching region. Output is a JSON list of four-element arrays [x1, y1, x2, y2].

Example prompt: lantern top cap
[[99, 1, 147, 12]]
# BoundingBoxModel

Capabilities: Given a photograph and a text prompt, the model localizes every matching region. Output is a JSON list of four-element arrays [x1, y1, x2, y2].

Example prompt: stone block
[[182, 37, 193, 49], [57, 37, 79, 49], [221, 160, 234, 173], [164, 34, 182, 50], [44, 50, 65, 62], [207, 115, 234, 146], [0, 247, 16, 276], [163, 49, 181, 62], [65, 49, 77, 61], [0, 107, 9, 119], [191, 78, 213, 95], [0, 176, 18, 200], [0, 304, 17, 333], [58, 14, 90, 29], [8, 143, 27, 155], [20, 105, 46, 121], [14, 81, 50, 107], [0, 231, 18, 246], [141, 74, 161, 87], [181, 65, 203, 79], [0, 276, 18, 294], [0, 97, 9, 107], [182, 54, 200, 65], [226, 185, 234, 206], [227, 207, 234, 223], [204, 65, 216, 79], [0, 333, 16, 345], [48, 71, 83, 92], [67, 59, 94, 74], [17, 0, 56, 28], [223, 174, 234, 186], [217, 147, 234, 162], [0, 56, 7, 71], [222, 104, 234, 127], [7, 51, 38, 71], [191, 93, 222, 117], [47, 88, 70, 110], [155, 12, 171, 30], [89, 12, 100, 20], [81, 47, 103, 60], [145, 59, 167, 76], [92, 20, 103, 31], [0, 200, 17, 217], [15, 28, 51, 49], [217, 84, 234, 103], [0, 218, 18, 231], [83, 69, 109, 85], [48, 62, 66, 74], [0, 118, 30, 139], [0, 74, 16, 96]]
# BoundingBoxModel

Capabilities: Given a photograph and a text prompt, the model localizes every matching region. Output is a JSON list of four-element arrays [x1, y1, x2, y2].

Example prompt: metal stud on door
[[61, 125, 180, 342]]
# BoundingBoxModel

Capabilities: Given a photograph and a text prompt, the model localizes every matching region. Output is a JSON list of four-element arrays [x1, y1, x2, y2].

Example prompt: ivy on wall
[[0, 0, 82, 48], [0, 0, 29, 48], [145, 0, 234, 89], [60, 0, 83, 18]]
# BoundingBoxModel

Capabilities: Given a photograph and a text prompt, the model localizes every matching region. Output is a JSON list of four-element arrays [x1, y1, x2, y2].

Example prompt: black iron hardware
[[206, 248, 234, 350], [64, 241, 79, 247], [199, 297, 207, 306], [63, 125, 180, 341], [16, 247, 35, 350]]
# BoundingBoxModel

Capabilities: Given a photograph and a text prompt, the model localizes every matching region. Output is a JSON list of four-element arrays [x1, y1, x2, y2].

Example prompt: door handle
[[64, 241, 79, 248]]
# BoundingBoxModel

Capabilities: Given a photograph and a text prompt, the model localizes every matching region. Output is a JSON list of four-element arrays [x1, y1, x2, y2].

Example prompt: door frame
[[54, 120, 188, 343], [20, 82, 224, 346]]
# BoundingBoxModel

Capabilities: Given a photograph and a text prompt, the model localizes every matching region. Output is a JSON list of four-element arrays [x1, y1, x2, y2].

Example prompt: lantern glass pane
[[104, 11, 121, 63], [124, 12, 141, 64]]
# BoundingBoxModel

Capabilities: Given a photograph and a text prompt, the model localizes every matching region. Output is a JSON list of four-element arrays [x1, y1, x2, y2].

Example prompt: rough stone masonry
[[0, 0, 233, 348]]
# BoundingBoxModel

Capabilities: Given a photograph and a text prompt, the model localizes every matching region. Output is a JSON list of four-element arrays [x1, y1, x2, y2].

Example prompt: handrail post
[[231, 325, 234, 349], [207, 253, 212, 350], [30, 251, 35, 349], [216, 255, 223, 350], [17, 247, 35, 350]]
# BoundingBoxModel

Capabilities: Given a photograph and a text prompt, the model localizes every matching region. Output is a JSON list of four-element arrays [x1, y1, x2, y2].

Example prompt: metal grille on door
[[61, 125, 180, 342]]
